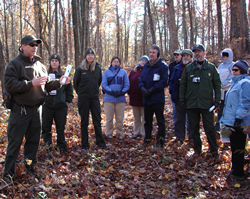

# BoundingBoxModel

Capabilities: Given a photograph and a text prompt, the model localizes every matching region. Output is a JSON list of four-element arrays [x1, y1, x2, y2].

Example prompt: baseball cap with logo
[[21, 35, 42, 45], [192, 44, 205, 52]]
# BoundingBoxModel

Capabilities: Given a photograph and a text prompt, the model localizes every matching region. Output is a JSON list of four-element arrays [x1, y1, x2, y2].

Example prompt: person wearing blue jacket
[[220, 60, 250, 182], [138, 44, 169, 148], [102, 56, 130, 140], [215, 48, 234, 131], [169, 49, 193, 143]]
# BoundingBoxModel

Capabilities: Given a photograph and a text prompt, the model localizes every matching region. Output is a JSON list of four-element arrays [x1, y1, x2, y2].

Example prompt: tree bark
[[216, 0, 223, 51], [68, 0, 73, 63], [182, 0, 187, 49], [4, 0, 9, 63], [0, 40, 5, 98], [166, 0, 178, 61], [187, 0, 194, 49], [55, 0, 58, 53], [116, 0, 120, 56], [96, 0, 101, 64], [72, 0, 81, 67], [142, 0, 147, 55], [146, 0, 156, 44]]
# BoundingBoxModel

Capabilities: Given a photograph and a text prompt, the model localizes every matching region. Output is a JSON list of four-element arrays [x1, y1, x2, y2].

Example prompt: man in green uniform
[[179, 44, 221, 158]]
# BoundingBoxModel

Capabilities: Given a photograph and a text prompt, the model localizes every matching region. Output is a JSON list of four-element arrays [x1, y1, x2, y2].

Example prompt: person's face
[[223, 56, 228, 61], [86, 53, 95, 64], [22, 42, 38, 58], [149, 48, 158, 62], [139, 59, 147, 67], [174, 53, 182, 62], [50, 59, 59, 71], [232, 66, 241, 76], [193, 50, 205, 62], [182, 54, 192, 65], [111, 58, 120, 66]]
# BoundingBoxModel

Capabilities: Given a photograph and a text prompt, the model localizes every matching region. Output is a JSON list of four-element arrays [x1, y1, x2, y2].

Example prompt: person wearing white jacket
[[215, 48, 234, 131]]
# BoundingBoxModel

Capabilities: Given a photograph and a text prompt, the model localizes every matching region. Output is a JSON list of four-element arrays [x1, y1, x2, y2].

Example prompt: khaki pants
[[104, 102, 126, 138], [132, 106, 145, 136]]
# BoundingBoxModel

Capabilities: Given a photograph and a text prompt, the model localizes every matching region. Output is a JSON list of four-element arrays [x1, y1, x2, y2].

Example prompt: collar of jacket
[[148, 57, 161, 68], [19, 51, 41, 63], [109, 65, 121, 71], [232, 74, 250, 83], [192, 59, 209, 70]]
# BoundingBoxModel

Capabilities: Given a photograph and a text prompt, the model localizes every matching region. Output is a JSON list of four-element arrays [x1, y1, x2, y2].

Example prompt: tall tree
[[72, 0, 81, 67], [182, 0, 187, 49], [4, 0, 9, 63], [0, 40, 5, 97], [115, 0, 120, 56], [55, 0, 58, 53], [187, 0, 194, 48], [216, 0, 223, 51], [96, 0, 101, 63], [146, 0, 156, 44], [166, 0, 178, 61], [142, 1, 147, 55]]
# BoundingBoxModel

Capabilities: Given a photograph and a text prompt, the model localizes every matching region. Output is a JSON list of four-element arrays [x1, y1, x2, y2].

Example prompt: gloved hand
[[141, 87, 150, 98], [234, 118, 243, 131], [180, 101, 186, 110], [213, 101, 220, 109], [113, 91, 120, 97]]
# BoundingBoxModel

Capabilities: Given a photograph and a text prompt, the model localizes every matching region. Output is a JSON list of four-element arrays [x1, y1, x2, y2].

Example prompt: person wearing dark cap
[[169, 49, 193, 143], [168, 49, 182, 126], [128, 55, 149, 139], [1, 35, 71, 189], [138, 44, 169, 148], [179, 44, 221, 158], [220, 60, 250, 181], [73, 48, 106, 150], [42, 53, 73, 154], [214, 48, 234, 132], [102, 56, 130, 140]]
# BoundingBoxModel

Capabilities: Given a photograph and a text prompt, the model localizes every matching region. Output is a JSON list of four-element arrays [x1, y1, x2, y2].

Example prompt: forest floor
[[0, 89, 249, 198]]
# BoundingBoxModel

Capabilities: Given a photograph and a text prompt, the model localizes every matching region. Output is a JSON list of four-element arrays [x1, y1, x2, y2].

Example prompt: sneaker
[[25, 165, 35, 176], [227, 174, 244, 182], [0, 178, 12, 190]]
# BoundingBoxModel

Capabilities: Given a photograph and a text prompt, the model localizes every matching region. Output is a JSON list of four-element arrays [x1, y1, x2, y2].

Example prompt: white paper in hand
[[49, 73, 57, 95], [61, 65, 72, 85]]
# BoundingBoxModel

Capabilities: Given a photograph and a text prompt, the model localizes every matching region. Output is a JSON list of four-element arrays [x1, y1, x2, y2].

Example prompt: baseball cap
[[192, 44, 205, 52], [182, 49, 194, 58], [21, 35, 42, 45], [174, 49, 182, 54]]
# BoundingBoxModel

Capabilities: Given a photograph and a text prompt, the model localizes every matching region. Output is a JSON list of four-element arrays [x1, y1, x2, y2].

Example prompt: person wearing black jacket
[[1, 35, 70, 190], [42, 53, 73, 153], [73, 48, 106, 150]]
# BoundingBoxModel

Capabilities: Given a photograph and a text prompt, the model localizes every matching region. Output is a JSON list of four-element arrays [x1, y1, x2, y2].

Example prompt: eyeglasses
[[27, 43, 38, 47], [232, 68, 239, 72]]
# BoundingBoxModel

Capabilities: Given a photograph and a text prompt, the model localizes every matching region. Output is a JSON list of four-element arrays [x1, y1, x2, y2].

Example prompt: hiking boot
[[227, 174, 244, 182], [25, 164, 35, 176]]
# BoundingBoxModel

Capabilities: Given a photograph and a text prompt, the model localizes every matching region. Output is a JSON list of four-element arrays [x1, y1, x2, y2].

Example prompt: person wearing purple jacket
[[129, 55, 149, 139]]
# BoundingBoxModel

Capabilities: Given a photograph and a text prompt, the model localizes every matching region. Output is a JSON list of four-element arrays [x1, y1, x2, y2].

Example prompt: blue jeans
[[171, 98, 176, 125]]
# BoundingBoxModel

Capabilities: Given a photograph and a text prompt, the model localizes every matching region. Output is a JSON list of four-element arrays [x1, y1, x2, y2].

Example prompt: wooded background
[[0, 0, 249, 79]]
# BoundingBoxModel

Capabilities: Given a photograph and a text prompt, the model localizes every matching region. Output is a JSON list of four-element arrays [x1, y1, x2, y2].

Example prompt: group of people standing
[[1, 34, 249, 190]]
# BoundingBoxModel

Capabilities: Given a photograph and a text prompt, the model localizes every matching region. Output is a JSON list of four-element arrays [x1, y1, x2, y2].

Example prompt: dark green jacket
[[44, 72, 73, 108], [4, 52, 61, 106], [179, 59, 221, 109], [73, 63, 102, 99]]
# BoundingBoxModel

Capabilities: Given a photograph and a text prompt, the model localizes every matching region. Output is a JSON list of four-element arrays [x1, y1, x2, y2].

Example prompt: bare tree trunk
[[182, 0, 187, 49], [163, 0, 167, 55], [11, 3, 15, 58], [85, 0, 90, 49], [134, 19, 138, 62], [166, 0, 178, 61], [59, 1, 68, 65], [0, 40, 5, 98], [124, 1, 131, 63], [230, 0, 249, 59], [55, 0, 58, 53], [142, 0, 147, 55], [207, 0, 211, 53], [48, 0, 51, 54], [68, 0, 73, 63], [187, 0, 194, 48], [72, 0, 81, 67], [116, 0, 120, 56], [96, 0, 101, 63], [216, 0, 223, 51], [146, 0, 156, 44], [4, 0, 9, 63], [20, 0, 22, 42], [201, 0, 205, 46]]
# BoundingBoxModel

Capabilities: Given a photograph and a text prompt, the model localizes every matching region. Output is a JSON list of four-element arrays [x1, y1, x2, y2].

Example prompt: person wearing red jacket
[[128, 55, 149, 139]]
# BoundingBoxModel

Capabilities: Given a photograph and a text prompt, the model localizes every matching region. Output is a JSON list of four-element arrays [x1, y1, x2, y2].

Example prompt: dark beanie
[[85, 48, 96, 57], [49, 53, 61, 63], [233, 60, 249, 73]]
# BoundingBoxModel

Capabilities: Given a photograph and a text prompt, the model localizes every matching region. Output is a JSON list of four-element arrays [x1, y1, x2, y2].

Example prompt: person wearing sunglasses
[[215, 49, 234, 132], [1, 35, 71, 190], [220, 60, 250, 182]]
